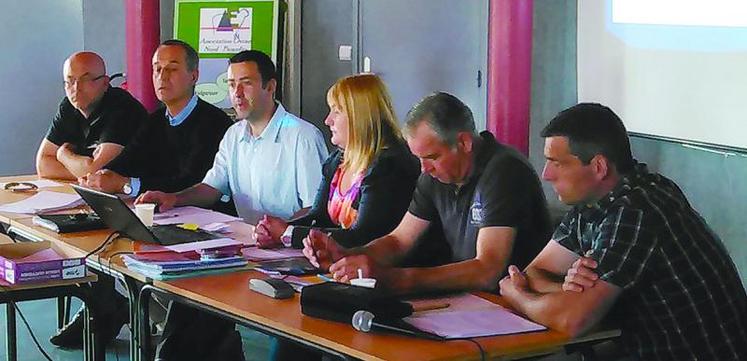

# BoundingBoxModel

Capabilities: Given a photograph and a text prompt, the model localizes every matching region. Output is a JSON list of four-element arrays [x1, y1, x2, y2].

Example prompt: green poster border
[[173, 0, 278, 62]]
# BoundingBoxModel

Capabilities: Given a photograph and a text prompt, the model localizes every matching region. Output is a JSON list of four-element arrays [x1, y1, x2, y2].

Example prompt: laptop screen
[[71, 185, 158, 244]]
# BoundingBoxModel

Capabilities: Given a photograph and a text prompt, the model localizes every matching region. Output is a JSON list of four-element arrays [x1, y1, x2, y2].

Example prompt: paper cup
[[134, 203, 156, 227], [350, 278, 377, 288]]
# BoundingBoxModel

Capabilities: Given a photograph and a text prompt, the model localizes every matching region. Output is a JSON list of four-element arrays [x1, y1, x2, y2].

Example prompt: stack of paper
[[0, 191, 84, 214], [124, 238, 248, 280], [123, 252, 247, 279], [123, 252, 246, 273]]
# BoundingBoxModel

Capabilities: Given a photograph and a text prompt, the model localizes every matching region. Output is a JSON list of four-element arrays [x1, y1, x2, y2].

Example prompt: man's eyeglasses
[[63, 74, 106, 88]]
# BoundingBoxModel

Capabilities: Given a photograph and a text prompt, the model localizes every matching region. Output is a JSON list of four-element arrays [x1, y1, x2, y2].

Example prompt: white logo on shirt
[[470, 194, 483, 225]]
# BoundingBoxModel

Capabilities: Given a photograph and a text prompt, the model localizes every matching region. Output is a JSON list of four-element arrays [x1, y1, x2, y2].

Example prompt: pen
[[411, 302, 451, 312], [256, 268, 281, 276], [154, 213, 179, 220], [308, 219, 332, 242], [317, 274, 334, 282], [286, 281, 305, 293]]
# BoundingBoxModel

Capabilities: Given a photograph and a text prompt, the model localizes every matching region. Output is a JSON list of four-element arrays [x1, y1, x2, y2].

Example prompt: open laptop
[[71, 184, 218, 246]]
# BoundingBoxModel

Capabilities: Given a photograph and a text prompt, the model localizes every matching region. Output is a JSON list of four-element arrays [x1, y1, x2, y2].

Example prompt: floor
[[0, 298, 272, 361]]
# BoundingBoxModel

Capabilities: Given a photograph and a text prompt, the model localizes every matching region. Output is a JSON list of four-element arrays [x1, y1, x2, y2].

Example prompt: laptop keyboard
[[148, 225, 218, 245]]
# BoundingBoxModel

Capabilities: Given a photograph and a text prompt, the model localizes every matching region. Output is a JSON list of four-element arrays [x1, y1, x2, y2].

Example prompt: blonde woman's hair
[[326, 74, 402, 174]]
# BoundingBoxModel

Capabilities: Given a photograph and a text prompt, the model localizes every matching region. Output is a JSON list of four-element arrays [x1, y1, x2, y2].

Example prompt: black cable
[[12, 302, 54, 361], [115, 339, 121, 361], [84, 230, 121, 260], [107, 251, 134, 259], [463, 338, 485, 361], [106, 251, 134, 277], [93, 232, 121, 285]]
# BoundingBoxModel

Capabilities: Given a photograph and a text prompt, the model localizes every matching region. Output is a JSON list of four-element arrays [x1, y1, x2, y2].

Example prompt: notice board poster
[[174, 0, 278, 108]]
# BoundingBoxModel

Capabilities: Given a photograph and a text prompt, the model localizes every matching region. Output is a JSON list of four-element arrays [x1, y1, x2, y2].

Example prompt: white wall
[[0, 0, 133, 176], [0, 1, 84, 176], [82, 0, 126, 76]]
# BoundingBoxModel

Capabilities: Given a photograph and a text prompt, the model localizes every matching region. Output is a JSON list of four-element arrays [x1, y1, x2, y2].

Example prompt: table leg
[[124, 277, 142, 361], [57, 296, 66, 329], [579, 346, 598, 361], [137, 285, 153, 361], [82, 303, 93, 361], [6, 302, 17, 361], [71, 285, 106, 361]]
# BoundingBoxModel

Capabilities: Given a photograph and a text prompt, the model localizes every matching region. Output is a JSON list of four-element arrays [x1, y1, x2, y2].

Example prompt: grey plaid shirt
[[554, 163, 747, 361]]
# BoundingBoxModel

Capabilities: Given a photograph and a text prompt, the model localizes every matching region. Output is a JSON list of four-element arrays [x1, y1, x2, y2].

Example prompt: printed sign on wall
[[199, 7, 253, 53], [175, 0, 278, 107]]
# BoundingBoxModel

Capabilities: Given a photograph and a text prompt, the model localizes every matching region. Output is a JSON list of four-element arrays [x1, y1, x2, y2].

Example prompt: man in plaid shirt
[[500, 103, 747, 360]]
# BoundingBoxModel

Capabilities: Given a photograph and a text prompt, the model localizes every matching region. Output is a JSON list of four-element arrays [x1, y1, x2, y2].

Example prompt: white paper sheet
[[241, 247, 304, 261], [201, 222, 231, 232], [405, 308, 546, 338], [408, 293, 499, 312], [224, 222, 256, 246], [164, 238, 244, 253], [404, 293, 546, 339], [0, 179, 62, 188], [152, 206, 241, 226], [0, 191, 83, 214]]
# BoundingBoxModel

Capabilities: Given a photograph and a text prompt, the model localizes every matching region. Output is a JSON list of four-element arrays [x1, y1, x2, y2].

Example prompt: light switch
[[338, 45, 352, 61], [363, 56, 371, 73]]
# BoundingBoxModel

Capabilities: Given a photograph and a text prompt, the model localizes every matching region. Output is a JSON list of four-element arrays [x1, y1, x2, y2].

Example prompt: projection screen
[[577, 0, 747, 150]]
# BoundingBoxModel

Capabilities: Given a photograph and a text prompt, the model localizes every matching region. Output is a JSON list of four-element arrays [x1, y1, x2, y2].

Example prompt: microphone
[[351, 310, 443, 340]]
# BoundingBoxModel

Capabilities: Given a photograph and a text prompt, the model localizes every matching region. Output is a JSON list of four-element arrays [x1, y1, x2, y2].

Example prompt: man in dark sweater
[[36, 51, 146, 180], [80, 40, 232, 195], [52, 40, 231, 349]]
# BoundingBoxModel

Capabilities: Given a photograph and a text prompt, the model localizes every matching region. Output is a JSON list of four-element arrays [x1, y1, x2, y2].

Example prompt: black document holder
[[32, 214, 106, 233], [300, 282, 413, 323], [255, 257, 320, 275]]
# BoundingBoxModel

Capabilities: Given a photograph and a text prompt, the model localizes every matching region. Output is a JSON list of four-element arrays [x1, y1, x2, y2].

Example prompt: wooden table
[[137, 270, 619, 361], [0, 175, 77, 224], [0, 176, 621, 361]]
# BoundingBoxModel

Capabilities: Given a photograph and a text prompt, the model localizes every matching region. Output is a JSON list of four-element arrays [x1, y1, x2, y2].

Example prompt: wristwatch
[[281, 226, 294, 248], [122, 180, 133, 195]]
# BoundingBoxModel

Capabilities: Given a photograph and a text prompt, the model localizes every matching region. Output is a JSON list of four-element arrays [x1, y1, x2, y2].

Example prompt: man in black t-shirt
[[36, 51, 146, 180], [52, 40, 231, 350], [303, 92, 551, 294]]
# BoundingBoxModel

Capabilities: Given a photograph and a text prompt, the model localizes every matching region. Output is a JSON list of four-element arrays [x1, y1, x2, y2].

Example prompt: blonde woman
[[255, 73, 419, 249]]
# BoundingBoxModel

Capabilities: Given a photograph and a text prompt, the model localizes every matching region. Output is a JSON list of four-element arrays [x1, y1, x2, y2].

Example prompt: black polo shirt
[[45, 87, 147, 157], [408, 131, 551, 270]]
